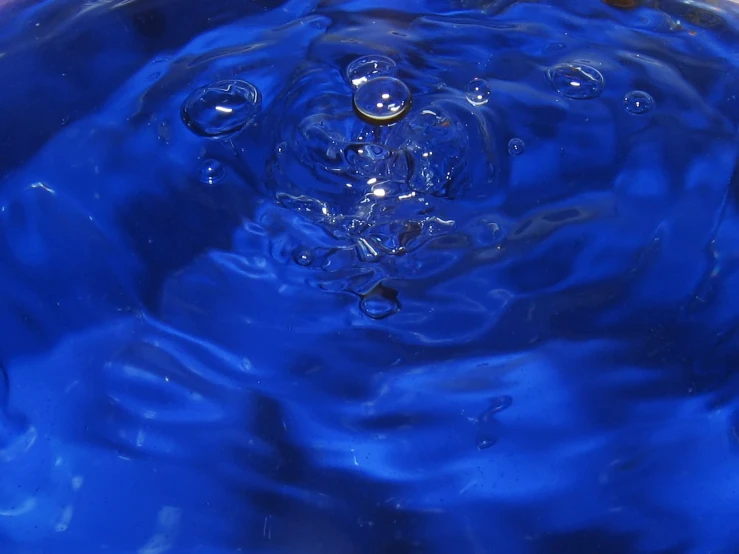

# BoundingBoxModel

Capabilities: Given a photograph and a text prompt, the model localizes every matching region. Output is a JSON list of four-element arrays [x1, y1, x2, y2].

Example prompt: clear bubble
[[353, 76, 412, 126], [181, 79, 261, 138], [546, 63, 604, 100], [293, 247, 314, 266], [360, 283, 400, 319], [197, 159, 226, 185], [507, 138, 525, 156], [476, 436, 497, 450], [346, 54, 397, 88], [465, 78, 491, 106], [623, 90, 655, 114]]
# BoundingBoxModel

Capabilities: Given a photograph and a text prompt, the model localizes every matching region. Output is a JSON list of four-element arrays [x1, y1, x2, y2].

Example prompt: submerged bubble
[[346, 55, 397, 88], [476, 436, 498, 450], [181, 79, 261, 138], [293, 247, 315, 266], [546, 63, 604, 100], [360, 283, 400, 319], [465, 78, 491, 106], [508, 138, 525, 155], [624, 90, 655, 114], [197, 159, 226, 185], [353, 76, 412, 125]]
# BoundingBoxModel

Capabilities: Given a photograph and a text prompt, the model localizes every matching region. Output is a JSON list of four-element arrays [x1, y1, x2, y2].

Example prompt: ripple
[[4, 0, 739, 552]]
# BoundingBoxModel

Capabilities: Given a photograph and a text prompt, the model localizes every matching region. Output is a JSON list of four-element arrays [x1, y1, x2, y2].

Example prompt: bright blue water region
[[1, 0, 739, 552]]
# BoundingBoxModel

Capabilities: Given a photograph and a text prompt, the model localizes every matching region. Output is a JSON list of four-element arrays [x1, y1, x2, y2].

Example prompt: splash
[[1, 0, 739, 552]]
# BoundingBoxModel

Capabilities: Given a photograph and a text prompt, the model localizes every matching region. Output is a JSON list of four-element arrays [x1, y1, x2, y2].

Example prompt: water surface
[[1, 0, 739, 552]]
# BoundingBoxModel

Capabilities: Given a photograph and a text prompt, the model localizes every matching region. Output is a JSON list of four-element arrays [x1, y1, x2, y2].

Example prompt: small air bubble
[[293, 247, 314, 266], [465, 78, 491, 106], [476, 436, 497, 450], [197, 159, 226, 185], [353, 76, 412, 126], [624, 90, 655, 114], [507, 138, 525, 156]]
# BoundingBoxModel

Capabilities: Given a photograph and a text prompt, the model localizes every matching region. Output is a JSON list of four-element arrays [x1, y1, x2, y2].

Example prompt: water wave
[[1, 0, 739, 552]]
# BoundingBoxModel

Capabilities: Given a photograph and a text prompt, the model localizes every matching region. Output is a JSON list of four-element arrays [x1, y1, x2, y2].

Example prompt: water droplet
[[346, 55, 397, 88], [353, 76, 412, 126], [293, 247, 314, 266], [181, 79, 261, 138], [359, 283, 400, 319], [507, 138, 525, 156], [623, 90, 655, 114], [546, 63, 604, 100], [198, 159, 226, 185], [465, 78, 491, 106]]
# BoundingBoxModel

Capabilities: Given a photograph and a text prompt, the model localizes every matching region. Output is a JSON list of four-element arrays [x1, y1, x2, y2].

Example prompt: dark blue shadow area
[[1, 1, 739, 553]]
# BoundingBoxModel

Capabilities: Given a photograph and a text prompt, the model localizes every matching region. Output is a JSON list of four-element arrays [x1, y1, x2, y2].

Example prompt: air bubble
[[346, 55, 397, 88], [546, 63, 604, 100], [293, 247, 314, 266], [624, 90, 655, 114], [197, 159, 226, 185], [507, 138, 525, 155], [476, 436, 497, 450], [360, 283, 400, 319], [181, 79, 261, 138], [465, 78, 491, 106], [352, 76, 412, 126]]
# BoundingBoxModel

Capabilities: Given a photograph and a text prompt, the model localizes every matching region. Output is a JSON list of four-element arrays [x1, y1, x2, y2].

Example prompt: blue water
[[1, 0, 739, 552]]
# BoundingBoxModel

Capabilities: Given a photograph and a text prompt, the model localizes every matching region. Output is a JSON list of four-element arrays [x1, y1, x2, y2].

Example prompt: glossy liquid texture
[[0, 0, 738, 553]]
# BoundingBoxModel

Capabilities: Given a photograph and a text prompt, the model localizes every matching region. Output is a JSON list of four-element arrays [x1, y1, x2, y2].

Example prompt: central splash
[[262, 54, 495, 272]]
